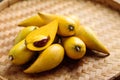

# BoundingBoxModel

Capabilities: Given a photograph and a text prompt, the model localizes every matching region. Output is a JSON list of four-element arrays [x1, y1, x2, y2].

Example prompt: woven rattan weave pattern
[[0, 0, 120, 80]]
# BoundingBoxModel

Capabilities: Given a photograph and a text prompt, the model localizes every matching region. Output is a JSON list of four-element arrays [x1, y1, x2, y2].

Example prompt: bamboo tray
[[0, 0, 120, 80]]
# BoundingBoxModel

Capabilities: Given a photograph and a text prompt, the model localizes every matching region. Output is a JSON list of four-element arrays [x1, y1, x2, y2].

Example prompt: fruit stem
[[68, 25, 74, 31], [9, 55, 14, 61], [75, 45, 81, 52]]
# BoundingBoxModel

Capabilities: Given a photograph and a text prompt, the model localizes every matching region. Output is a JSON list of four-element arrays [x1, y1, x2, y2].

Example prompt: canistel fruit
[[62, 37, 86, 59], [75, 25, 109, 54], [8, 12, 110, 74], [38, 12, 78, 37], [18, 14, 45, 27], [9, 40, 34, 65], [57, 16, 78, 36], [14, 26, 38, 44], [24, 44, 64, 73], [25, 20, 58, 51]]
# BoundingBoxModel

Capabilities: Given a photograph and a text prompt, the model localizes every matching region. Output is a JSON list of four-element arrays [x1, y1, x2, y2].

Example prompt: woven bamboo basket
[[0, 0, 120, 80]]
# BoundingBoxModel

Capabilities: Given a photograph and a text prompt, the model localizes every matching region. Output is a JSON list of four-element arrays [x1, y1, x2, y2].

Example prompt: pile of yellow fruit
[[9, 12, 109, 73]]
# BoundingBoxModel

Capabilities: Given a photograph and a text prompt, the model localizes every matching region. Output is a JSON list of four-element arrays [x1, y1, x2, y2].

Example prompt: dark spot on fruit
[[68, 25, 74, 31], [33, 27, 37, 30], [9, 55, 14, 61], [75, 45, 81, 52]]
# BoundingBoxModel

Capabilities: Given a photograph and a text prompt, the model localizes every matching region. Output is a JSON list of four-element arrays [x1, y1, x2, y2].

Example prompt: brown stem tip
[[75, 45, 81, 52]]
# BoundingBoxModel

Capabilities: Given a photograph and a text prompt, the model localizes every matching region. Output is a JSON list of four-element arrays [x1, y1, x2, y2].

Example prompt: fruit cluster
[[9, 12, 109, 73]]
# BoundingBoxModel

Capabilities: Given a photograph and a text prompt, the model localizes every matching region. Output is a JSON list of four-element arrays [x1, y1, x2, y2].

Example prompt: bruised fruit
[[62, 37, 86, 59], [9, 40, 34, 65], [25, 20, 58, 51], [14, 26, 38, 44], [24, 44, 64, 73]]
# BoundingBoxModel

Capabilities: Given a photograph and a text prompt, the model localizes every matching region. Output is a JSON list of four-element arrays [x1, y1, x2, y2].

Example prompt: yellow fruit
[[18, 14, 45, 27], [75, 25, 109, 54], [25, 20, 58, 51], [14, 26, 38, 44], [62, 37, 86, 59], [18, 12, 78, 36], [24, 44, 64, 73], [69, 16, 109, 54], [9, 40, 34, 65], [38, 12, 78, 36], [38, 12, 57, 24], [57, 16, 78, 36], [68, 15, 80, 26]]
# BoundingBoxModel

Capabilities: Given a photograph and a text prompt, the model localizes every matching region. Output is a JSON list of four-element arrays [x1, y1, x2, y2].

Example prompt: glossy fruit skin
[[9, 40, 34, 65], [14, 26, 38, 44], [18, 14, 45, 27], [62, 37, 86, 60], [19, 12, 78, 37], [68, 15, 80, 25], [24, 44, 64, 73], [75, 25, 109, 54], [38, 12, 57, 24], [69, 15, 109, 54], [25, 20, 58, 51], [39, 13, 78, 37], [57, 16, 78, 37]]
